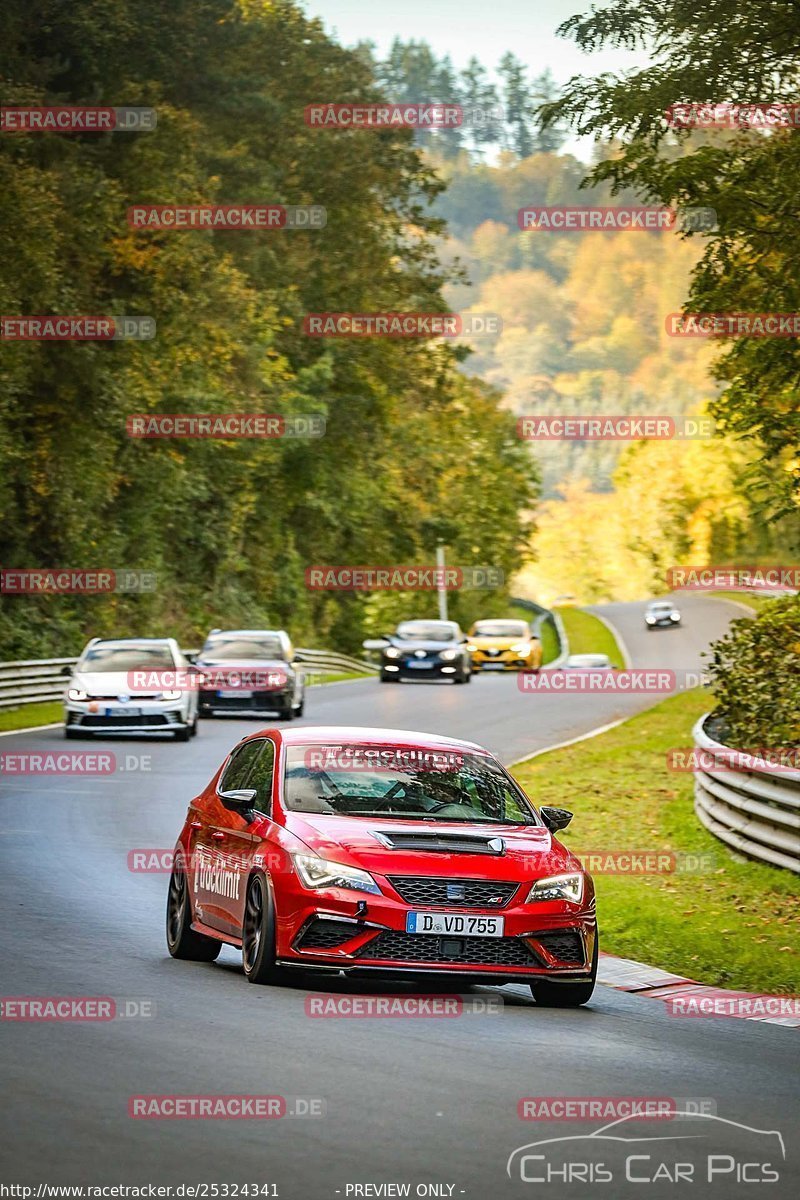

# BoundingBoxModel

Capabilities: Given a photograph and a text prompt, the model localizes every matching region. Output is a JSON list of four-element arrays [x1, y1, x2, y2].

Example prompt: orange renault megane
[[467, 619, 543, 672]]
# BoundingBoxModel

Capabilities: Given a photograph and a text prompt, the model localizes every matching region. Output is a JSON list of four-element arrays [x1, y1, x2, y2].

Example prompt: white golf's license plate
[[105, 706, 142, 717], [405, 912, 504, 936]]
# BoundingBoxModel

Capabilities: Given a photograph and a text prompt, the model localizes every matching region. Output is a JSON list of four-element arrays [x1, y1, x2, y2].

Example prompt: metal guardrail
[[693, 714, 800, 874], [510, 597, 568, 666], [0, 647, 376, 709], [294, 648, 377, 678]]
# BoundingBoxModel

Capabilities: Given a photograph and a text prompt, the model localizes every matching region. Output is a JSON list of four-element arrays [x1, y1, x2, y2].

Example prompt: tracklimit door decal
[[194, 849, 241, 900]]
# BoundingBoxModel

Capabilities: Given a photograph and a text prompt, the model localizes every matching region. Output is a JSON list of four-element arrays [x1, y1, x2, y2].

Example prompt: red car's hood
[[282, 812, 575, 881]]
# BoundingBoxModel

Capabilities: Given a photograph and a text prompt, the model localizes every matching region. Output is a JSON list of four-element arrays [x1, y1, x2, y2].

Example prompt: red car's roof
[[258, 725, 487, 753]]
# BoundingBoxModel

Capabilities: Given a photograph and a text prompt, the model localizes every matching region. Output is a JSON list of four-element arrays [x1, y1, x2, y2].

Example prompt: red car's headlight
[[293, 853, 382, 896], [525, 872, 584, 904]]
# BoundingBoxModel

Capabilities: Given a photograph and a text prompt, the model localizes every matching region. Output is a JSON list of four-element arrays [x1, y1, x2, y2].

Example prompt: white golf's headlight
[[511, 642, 530, 654], [68, 688, 89, 701], [645, 615, 655, 624], [293, 854, 381, 896], [162, 690, 182, 701], [383, 647, 401, 659], [526, 872, 584, 904], [671, 612, 680, 621], [439, 649, 458, 661]]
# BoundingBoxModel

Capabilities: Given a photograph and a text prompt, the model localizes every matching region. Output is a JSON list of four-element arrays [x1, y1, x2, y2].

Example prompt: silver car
[[63, 637, 199, 741], [645, 600, 682, 629], [194, 628, 305, 719]]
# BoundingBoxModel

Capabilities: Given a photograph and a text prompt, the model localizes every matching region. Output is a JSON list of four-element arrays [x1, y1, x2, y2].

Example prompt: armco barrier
[[692, 715, 800, 874], [0, 647, 376, 709]]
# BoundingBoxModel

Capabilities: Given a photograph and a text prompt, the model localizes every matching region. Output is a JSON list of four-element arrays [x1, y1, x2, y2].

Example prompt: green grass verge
[[556, 605, 625, 665], [538, 621, 560, 665], [0, 701, 63, 732], [711, 591, 768, 612], [512, 689, 800, 994]]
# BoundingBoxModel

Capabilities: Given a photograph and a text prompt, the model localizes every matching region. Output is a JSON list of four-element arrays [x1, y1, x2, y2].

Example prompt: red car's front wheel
[[242, 874, 285, 985]]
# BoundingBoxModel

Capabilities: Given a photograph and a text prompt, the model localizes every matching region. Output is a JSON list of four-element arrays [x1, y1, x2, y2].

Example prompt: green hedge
[[705, 594, 800, 749]]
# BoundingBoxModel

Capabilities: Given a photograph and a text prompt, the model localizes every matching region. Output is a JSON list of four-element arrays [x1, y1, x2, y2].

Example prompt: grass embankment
[[0, 701, 62, 733], [555, 605, 625, 665], [513, 689, 800, 994]]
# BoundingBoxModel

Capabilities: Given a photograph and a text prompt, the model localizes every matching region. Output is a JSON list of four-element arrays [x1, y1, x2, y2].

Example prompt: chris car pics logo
[[507, 1112, 784, 1186]]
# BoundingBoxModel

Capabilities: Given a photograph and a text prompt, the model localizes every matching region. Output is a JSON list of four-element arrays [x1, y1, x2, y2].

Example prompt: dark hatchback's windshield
[[283, 744, 537, 824], [202, 636, 286, 661], [396, 622, 457, 642]]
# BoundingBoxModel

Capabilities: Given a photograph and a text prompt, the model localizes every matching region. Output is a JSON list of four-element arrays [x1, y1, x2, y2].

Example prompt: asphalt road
[[1, 594, 797, 1198]]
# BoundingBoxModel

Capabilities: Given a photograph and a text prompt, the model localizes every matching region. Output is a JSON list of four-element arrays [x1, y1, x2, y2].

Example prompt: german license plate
[[217, 689, 253, 698], [406, 661, 433, 669], [105, 706, 142, 716], [481, 663, 506, 670], [405, 912, 504, 936]]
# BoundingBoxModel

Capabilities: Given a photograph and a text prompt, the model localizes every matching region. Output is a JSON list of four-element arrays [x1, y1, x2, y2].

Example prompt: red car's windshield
[[283, 744, 538, 824]]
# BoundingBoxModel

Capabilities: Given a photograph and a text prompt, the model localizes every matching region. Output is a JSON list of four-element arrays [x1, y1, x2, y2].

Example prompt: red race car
[[166, 726, 598, 1006]]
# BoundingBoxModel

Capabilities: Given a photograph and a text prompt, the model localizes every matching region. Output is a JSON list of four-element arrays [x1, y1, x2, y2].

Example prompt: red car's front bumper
[[273, 873, 596, 982]]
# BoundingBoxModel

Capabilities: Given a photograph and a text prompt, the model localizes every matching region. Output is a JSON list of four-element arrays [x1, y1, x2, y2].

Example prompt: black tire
[[454, 669, 468, 684], [295, 699, 305, 717], [166, 865, 221, 961], [189, 713, 199, 738], [242, 874, 284, 985], [64, 727, 84, 740], [282, 702, 294, 721], [380, 671, 399, 682], [529, 933, 598, 1008], [464, 668, 472, 683], [174, 724, 191, 742]]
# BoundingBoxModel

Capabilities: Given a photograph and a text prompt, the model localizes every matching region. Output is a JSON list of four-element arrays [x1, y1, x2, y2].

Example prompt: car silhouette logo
[[446, 884, 466, 901]]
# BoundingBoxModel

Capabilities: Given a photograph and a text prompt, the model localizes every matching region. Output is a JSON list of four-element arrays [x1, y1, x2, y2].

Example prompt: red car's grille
[[295, 919, 361, 951], [387, 876, 519, 908], [530, 930, 585, 964], [357, 931, 537, 967]]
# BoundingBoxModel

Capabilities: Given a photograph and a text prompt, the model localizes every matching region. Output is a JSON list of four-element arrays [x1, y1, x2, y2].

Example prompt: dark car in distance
[[365, 620, 473, 684]]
